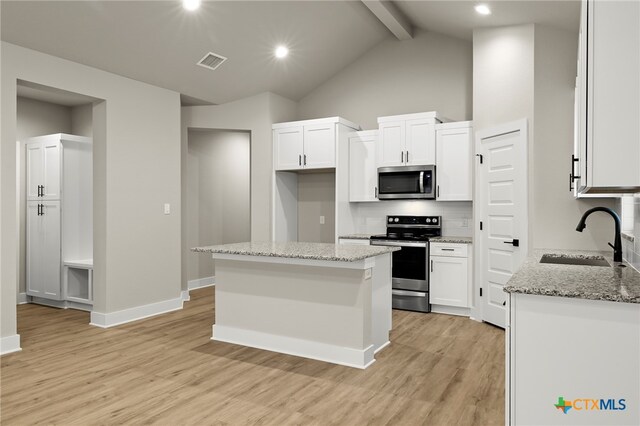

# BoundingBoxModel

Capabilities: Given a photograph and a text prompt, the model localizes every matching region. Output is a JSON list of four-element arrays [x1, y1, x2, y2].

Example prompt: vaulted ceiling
[[1, 1, 580, 105]]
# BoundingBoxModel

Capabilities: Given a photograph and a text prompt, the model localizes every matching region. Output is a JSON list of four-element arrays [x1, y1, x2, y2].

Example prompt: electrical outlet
[[320, 215, 325, 225], [164, 203, 171, 215]]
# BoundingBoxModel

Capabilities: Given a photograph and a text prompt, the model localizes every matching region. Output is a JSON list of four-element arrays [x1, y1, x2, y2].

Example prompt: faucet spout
[[575, 207, 622, 263]]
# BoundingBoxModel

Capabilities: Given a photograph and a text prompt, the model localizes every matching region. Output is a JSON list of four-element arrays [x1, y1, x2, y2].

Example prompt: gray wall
[[297, 30, 472, 129], [297, 172, 336, 243], [71, 104, 93, 137], [187, 129, 250, 281], [2, 42, 181, 340], [16, 97, 72, 295]]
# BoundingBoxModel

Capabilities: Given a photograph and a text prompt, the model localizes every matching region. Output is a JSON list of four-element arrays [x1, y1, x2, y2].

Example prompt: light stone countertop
[[504, 249, 640, 304], [430, 236, 473, 244], [192, 241, 400, 262], [338, 234, 376, 240]]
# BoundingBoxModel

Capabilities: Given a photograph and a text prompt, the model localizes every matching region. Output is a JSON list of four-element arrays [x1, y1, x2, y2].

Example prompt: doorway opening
[[186, 128, 251, 290], [16, 80, 101, 319]]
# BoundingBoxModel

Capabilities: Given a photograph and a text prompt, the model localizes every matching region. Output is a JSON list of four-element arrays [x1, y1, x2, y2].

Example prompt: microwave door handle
[[419, 171, 424, 193]]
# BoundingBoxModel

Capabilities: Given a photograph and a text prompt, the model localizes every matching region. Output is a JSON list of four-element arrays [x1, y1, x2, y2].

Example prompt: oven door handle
[[370, 240, 427, 248], [392, 290, 427, 297], [419, 171, 424, 193]]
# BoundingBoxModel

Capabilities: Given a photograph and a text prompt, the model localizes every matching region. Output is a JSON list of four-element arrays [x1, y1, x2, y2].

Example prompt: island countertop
[[192, 241, 400, 262], [503, 249, 640, 304]]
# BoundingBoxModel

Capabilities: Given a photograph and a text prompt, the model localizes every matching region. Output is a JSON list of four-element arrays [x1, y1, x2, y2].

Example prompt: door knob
[[504, 239, 520, 247]]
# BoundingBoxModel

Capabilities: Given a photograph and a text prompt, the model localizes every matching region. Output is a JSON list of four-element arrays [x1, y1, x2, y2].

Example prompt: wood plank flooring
[[1, 288, 504, 425]]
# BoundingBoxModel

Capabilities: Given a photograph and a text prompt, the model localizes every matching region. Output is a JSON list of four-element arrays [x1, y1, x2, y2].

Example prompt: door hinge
[[476, 153, 483, 164], [479, 221, 483, 231], [480, 288, 483, 297]]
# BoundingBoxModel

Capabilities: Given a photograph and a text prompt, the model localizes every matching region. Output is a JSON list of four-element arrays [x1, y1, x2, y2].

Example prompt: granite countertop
[[504, 249, 640, 304], [338, 234, 375, 240], [430, 236, 473, 244], [192, 241, 400, 262]]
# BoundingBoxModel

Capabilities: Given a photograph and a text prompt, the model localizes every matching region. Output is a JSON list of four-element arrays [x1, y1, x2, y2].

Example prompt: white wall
[[297, 172, 336, 243], [181, 92, 297, 290], [187, 129, 250, 281], [70, 104, 93, 137], [532, 26, 616, 251], [2, 42, 181, 341], [16, 97, 72, 295], [297, 30, 472, 129]]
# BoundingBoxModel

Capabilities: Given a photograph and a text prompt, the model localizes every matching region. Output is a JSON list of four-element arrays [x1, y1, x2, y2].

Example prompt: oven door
[[377, 165, 435, 199], [369, 240, 429, 292]]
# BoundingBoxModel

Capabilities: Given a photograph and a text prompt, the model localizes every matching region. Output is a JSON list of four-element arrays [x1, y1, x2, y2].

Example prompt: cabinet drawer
[[339, 238, 370, 246], [430, 242, 468, 258]]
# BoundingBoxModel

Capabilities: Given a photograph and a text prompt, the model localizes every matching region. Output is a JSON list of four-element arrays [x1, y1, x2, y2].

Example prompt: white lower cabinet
[[27, 201, 62, 300], [429, 242, 471, 314]]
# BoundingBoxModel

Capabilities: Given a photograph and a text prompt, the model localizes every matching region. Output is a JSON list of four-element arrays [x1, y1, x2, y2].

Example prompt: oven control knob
[[394, 218, 399, 223], [388, 218, 393, 223], [432, 218, 438, 224], [426, 218, 431, 223]]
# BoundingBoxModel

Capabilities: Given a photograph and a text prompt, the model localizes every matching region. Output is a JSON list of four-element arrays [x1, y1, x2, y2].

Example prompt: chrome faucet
[[575, 207, 622, 263]]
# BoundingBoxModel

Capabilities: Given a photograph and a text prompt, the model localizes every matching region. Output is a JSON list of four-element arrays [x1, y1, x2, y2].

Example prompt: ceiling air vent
[[197, 52, 227, 71]]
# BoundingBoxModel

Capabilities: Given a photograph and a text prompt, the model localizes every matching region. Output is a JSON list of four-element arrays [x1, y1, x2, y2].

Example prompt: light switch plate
[[320, 215, 325, 225], [164, 203, 170, 215]]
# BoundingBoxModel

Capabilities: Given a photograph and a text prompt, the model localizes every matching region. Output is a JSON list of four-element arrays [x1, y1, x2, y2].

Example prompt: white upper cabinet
[[436, 121, 473, 201], [273, 117, 357, 171], [349, 130, 379, 202], [377, 112, 442, 167], [274, 126, 304, 170], [26, 138, 61, 201], [573, 0, 640, 194]]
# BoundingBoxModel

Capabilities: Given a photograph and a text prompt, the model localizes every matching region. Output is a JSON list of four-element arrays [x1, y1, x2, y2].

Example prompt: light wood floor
[[1, 288, 504, 425]]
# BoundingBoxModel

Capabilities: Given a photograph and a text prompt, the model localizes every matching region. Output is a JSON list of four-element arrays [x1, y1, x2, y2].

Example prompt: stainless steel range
[[370, 215, 441, 313]]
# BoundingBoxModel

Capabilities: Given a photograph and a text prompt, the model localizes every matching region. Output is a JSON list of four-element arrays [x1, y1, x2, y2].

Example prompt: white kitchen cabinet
[[572, 0, 640, 194], [507, 294, 640, 425], [26, 138, 61, 201], [27, 201, 62, 300], [429, 242, 471, 315], [436, 121, 472, 201], [25, 134, 93, 305], [338, 238, 370, 246], [349, 130, 378, 202], [377, 112, 442, 167], [273, 117, 352, 171]]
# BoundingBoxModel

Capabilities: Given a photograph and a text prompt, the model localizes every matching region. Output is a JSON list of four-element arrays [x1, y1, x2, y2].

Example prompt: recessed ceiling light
[[475, 4, 491, 15], [183, 0, 201, 11], [275, 45, 289, 59]]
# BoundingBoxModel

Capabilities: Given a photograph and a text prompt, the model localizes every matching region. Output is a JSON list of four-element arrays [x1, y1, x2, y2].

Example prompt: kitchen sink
[[539, 254, 610, 267]]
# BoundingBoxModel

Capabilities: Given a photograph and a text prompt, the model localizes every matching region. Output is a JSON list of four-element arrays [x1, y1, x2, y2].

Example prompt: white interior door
[[477, 119, 528, 328]]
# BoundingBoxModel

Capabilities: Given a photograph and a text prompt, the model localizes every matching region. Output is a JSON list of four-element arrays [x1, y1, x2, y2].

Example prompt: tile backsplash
[[621, 195, 640, 272]]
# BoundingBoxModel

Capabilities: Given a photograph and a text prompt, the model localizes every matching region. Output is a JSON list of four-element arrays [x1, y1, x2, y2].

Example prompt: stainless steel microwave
[[377, 165, 436, 199]]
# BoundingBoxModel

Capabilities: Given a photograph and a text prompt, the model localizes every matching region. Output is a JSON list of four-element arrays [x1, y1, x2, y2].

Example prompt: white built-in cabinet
[[377, 112, 442, 167], [348, 130, 378, 202], [572, 0, 640, 194], [274, 119, 343, 171], [26, 134, 93, 307], [429, 242, 471, 316], [435, 121, 472, 201]]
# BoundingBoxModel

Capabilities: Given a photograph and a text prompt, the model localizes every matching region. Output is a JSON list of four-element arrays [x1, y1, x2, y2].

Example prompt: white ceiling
[[1, 1, 580, 106]]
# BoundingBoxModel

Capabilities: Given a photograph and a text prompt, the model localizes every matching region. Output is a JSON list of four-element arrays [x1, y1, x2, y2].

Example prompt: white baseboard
[[181, 290, 190, 302], [188, 276, 215, 290], [212, 324, 375, 369], [0, 335, 22, 356], [17, 293, 29, 304], [431, 304, 471, 317], [90, 296, 183, 328]]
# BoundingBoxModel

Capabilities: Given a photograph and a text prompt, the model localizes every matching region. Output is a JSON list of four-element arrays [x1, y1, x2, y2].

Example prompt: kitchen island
[[192, 242, 399, 369], [504, 249, 640, 426]]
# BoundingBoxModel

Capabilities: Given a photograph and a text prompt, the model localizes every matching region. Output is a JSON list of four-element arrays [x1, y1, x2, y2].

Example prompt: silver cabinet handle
[[401, 151, 404, 163], [374, 186, 378, 198], [406, 151, 409, 163], [431, 259, 434, 273], [419, 171, 424, 193], [437, 185, 440, 198], [304, 154, 307, 166], [298, 155, 301, 166]]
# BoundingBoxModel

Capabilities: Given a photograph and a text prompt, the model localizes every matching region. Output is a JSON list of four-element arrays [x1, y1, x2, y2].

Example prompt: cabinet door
[[26, 143, 43, 200], [303, 123, 336, 169], [274, 127, 303, 171], [436, 127, 472, 201], [377, 121, 405, 167], [41, 201, 62, 300], [349, 134, 378, 202], [42, 140, 61, 200], [405, 118, 436, 166], [26, 202, 43, 297], [430, 256, 468, 307]]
